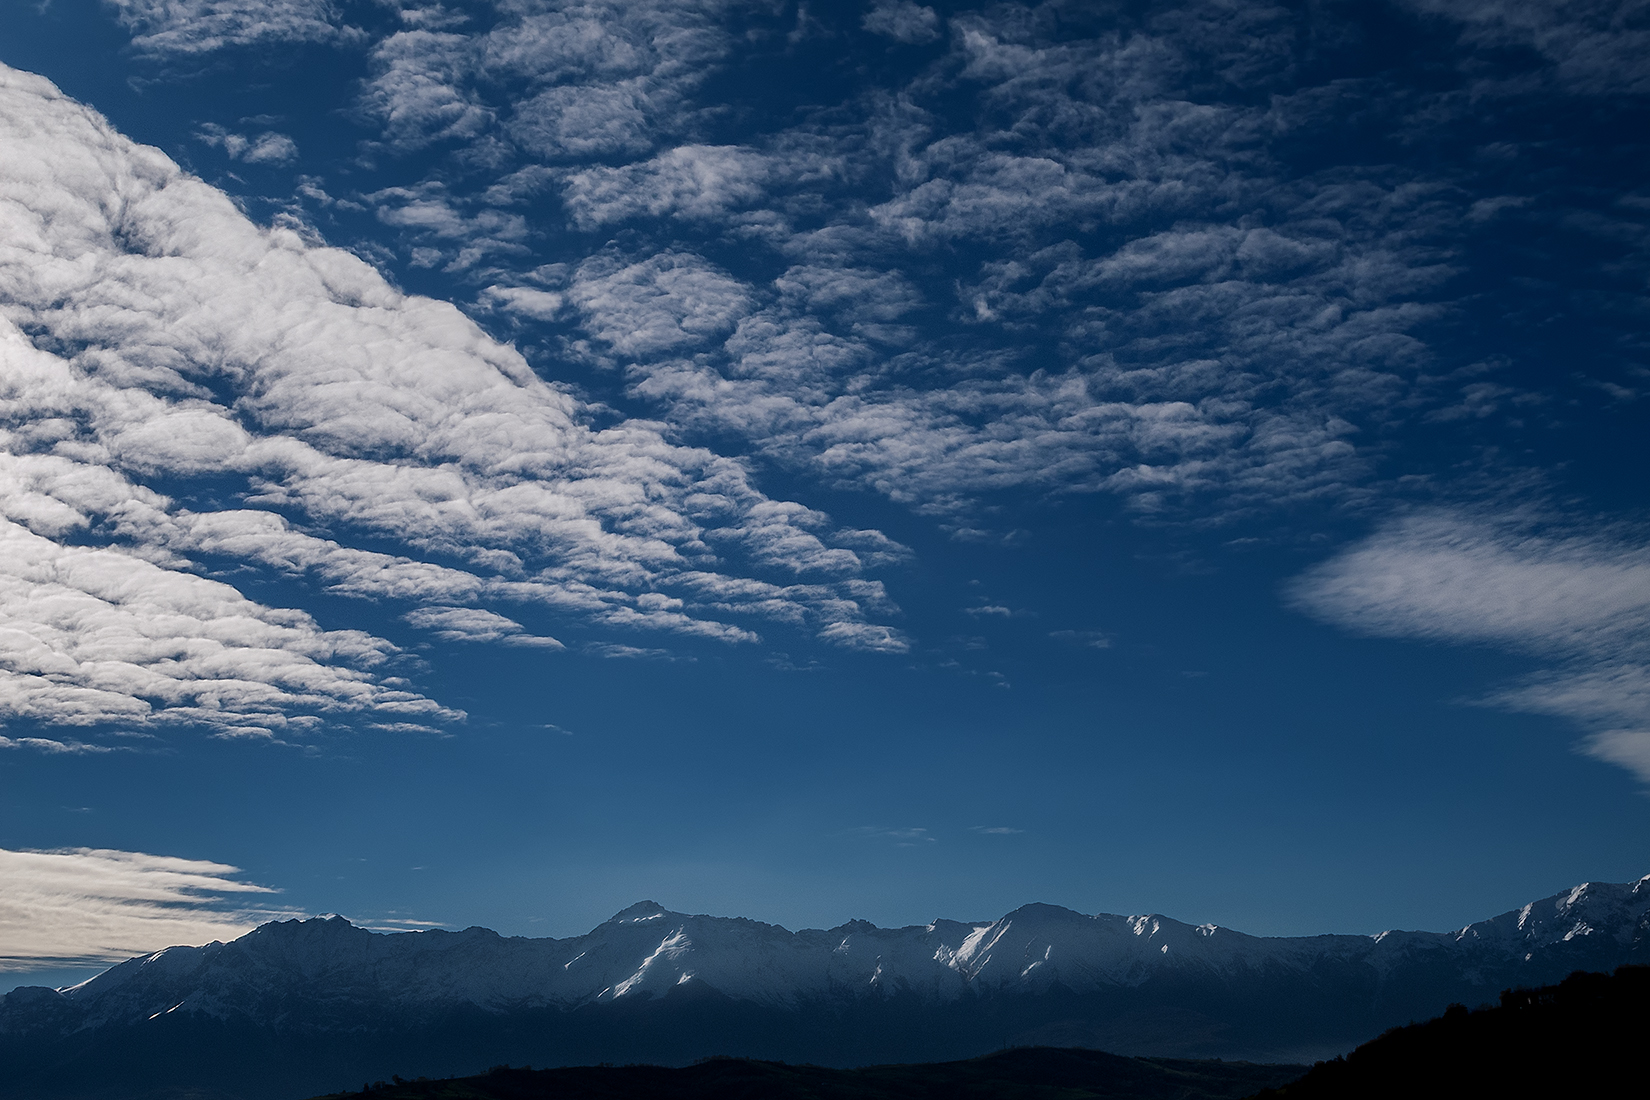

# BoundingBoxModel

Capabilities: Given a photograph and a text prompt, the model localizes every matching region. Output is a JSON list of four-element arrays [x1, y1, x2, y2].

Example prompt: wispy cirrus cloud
[[852, 826, 936, 846], [1290, 511, 1650, 781], [0, 847, 291, 970]]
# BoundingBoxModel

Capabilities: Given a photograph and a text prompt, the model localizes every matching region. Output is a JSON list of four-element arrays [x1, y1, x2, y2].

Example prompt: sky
[[0, 0, 1647, 992]]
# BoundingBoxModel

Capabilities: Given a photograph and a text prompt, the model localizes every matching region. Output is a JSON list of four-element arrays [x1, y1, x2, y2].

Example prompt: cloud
[[817, 621, 909, 653], [508, 80, 658, 158], [358, 30, 493, 151], [535, 8, 1464, 526], [561, 145, 779, 229], [0, 735, 120, 755], [107, 0, 355, 57], [0, 62, 902, 737], [401, 606, 563, 647], [83, 2, 1647, 673], [350, 0, 742, 164], [0, 847, 290, 970], [852, 826, 935, 845], [582, 642, 677, 660], [774, 265, 923, 325], [571, 250, 753, 357], [1049, 629, 1111, 649], [1406, 0, 1650, 95], [864, 1, 941, 44], [1289, 513, 1650, 652], [0, 511, 455, 740], [1290, 511, 1650, 781], [479, 285, 565, 321], [195, 125, 299, 165], [124, 0, 1638, 559], [194, 0, 1566, 546], [365, 181, 530, 268]]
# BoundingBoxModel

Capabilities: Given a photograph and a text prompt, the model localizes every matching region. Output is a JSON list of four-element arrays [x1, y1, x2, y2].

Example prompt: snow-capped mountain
[[37, 875, 1650, 1020], [2, 876, 1648, 1099]]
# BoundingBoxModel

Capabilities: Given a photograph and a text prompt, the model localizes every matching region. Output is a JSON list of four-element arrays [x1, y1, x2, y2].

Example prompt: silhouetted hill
[[1254, 965, 1650, 1099], [307, 1047, 1304, 1100]]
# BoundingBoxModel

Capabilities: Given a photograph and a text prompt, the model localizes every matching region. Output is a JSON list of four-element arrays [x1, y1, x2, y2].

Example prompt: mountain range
[[3, 875, 1648, 1098]]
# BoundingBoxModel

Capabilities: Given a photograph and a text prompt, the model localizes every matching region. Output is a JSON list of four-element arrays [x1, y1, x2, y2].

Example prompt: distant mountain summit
[[3, 875, 1649, 1099]]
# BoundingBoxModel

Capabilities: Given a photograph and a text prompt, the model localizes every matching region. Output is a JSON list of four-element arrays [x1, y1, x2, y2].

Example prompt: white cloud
[[0, 507, 455, 739], [0, 62, 903, 738], [562, 145, 778, 229], [108, 0, 354, 57], [1407, 0, 1650, 95], [852, 825, 935, 845], [532, 9, 1461, 526], [135, 0, 1619, 560], [196, 125, 299, 165], [864, 1, 941, 44], [178, 1, 1491, 542], [365, 182, 530, 268], [817, 621, 909, 653], [401, 606, 563, 647], [775, 265, 923, 324], [571, 251, 753, 357], [1049, 629, 1111, 649], [508, 80, 657, 158], [480, 2, 731, 85], [1289, 513, 1650, 652], [1291, 512, 1650, 781], [0, 847, 290, 970], [350, 0, 742, 164], [479, 285, 566, 321], [582, 642, 677, 660], [358, 30, 493, 151]]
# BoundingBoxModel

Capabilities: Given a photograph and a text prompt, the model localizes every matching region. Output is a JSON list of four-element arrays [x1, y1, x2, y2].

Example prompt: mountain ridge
[[34, 872, 1650, 1016], [1, 874, 1647, 1098]]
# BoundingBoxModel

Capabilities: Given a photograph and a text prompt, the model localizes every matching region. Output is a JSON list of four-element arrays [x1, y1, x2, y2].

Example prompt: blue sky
[[0, 0, 1647, 990]]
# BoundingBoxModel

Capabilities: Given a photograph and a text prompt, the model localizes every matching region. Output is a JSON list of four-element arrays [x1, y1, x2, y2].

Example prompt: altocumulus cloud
[[107, 0, 359, 57], [0, 847, 290, 970], [328, 0, 1482, 526], [101, 0, 1646, 541], [0, 63, 906, 745], [20, 0, 1649, 763], [1291, 511, 1650, 782]]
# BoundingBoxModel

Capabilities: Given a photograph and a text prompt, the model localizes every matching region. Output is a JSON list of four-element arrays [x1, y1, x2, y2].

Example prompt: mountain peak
[[606, 901, 671, 923], [997, 901, 1086, 922], [244, 914, 363, 941]]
